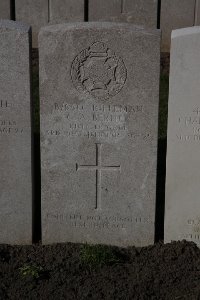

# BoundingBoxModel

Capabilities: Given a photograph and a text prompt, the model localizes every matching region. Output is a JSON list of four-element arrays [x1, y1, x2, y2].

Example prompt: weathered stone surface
[[89, 0, 158, 28], [195, 0, 200, 25], [39, 23, 160, 247], [122, 0, 158, 28], [15, 0, 48, 48], [161, 0, 195, 52], [49, 0, 84, 23], [165, 27, 200, 247], [89, 0, 121, 21], [0, 20, 32, 244], [0, 0, 10, 19]]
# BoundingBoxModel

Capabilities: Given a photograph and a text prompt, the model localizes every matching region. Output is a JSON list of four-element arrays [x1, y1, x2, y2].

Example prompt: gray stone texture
[[122, 0, 158, 28], [49, 0, 84, 23], [0, 0, 10, 19], [161, 0, 196, 52], [15, 0, 48, 48], [89, 0, 158, 28], [0, 20, 32, 244], [165, 27, 200, 247], [195, 0, 200, 25], [89, 0, 121, 21], [40, 23, 160, 247]]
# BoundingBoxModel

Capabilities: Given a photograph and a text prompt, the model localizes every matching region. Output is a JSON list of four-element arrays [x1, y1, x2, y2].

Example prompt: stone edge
[[39, 22, 161, 37], [172, 26, 200, 39], [0, 19, 30, 33]]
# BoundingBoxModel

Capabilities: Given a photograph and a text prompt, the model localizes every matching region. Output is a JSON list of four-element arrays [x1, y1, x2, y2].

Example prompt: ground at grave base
[[0, 240, 200, 299]]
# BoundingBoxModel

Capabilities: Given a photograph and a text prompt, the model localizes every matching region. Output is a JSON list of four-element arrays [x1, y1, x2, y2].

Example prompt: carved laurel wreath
[[71, 41, 127, 99]]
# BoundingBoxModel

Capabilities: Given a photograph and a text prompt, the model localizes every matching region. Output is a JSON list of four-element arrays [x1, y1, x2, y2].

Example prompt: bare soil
[[1, 240, 200, 299]]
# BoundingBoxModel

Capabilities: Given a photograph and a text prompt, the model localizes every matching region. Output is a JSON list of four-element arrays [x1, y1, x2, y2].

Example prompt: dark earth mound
[[1, 240, 200, 299]]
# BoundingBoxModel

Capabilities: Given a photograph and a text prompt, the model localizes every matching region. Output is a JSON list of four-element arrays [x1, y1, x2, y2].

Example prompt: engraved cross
[[76, 143, 121, 210]]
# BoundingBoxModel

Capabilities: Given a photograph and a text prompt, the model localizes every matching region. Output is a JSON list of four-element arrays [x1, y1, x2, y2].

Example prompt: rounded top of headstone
[[172, 26, 200, 39], [0, 20, 30, 33], [39, 22, 160, 37]]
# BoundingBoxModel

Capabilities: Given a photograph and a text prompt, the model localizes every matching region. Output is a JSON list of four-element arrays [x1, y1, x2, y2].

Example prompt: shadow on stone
[[155, 138, 167, 242]]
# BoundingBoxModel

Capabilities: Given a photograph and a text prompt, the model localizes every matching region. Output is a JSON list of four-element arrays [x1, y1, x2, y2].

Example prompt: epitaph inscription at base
[[40, 23, 160, 247]]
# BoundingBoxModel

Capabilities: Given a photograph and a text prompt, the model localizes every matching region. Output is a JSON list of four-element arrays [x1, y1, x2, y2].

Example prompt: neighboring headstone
[[0, 20, 32, 244], [195, 0, 200, 25], [15, 0, 48, 48], [39, 23, 160, 247], [161, 0, 195, 52], [49, 0, 84, 23], [122, 0, 158, 28], [89, 0, 158, 28], [165, 27, 200, 247], [0, 0, 10, 19], [89, 0, 121, 21]]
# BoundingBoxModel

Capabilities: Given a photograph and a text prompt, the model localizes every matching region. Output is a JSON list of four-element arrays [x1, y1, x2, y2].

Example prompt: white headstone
[[165, 27, 200, 246]]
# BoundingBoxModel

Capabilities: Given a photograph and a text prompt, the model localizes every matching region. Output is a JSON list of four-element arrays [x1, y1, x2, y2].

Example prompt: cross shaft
[[76, 143, 121, 209]]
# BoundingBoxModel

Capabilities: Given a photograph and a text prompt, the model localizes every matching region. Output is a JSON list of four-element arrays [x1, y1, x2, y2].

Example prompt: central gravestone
[[39, 23, 160, 247]]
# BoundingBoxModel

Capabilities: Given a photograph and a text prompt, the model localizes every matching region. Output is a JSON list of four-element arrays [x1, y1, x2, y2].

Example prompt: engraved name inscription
[[0, 120, 23, 135], [182, 233, 200, 241], [179, 217, 200, 243], [54, 103, 143, 113], [0, 100, 12, 109], [176, 107, 200, 142], [47, 103, 151, 142]]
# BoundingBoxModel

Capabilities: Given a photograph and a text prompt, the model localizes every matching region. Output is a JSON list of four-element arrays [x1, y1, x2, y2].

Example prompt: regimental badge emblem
[[71, 41, 127, 99]]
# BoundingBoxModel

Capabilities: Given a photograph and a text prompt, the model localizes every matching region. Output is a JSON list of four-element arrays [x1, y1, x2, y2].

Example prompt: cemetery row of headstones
[[1, 0, 200, 51], [1, 18, 200, 247]]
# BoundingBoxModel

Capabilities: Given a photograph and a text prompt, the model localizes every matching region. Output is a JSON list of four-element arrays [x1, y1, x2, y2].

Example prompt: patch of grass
[[80, 244, 122, 268], [19, 263, 43, 279], [159, 74, 169, 140]]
